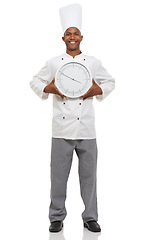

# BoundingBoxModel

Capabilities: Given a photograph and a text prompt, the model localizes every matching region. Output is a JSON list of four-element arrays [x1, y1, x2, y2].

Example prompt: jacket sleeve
[[95, 61, 115, 101], [30, 61, 52, 100]]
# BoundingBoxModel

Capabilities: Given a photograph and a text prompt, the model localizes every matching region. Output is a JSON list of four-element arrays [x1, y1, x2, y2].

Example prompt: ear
[[62, 36, 65, 42], [81, 35, 83, 42]]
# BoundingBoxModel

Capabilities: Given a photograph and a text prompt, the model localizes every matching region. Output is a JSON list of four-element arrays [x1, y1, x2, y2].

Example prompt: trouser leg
[[75, 139, 98, 223], [49, 138, 75, 222]]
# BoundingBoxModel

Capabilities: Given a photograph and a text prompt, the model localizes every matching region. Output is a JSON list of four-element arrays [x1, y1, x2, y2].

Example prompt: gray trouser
[[49, 138, 98, 223]]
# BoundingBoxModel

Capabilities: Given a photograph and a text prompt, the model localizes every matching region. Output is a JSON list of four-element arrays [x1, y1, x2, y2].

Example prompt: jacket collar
[[64, 52, 84, 59]]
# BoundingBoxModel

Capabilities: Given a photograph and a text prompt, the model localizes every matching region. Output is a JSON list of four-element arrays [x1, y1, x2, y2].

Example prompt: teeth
[[70, 41, 76, 44]]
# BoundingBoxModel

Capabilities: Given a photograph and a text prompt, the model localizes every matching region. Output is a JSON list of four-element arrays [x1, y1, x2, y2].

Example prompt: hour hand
[[60, 72, 81, 83]]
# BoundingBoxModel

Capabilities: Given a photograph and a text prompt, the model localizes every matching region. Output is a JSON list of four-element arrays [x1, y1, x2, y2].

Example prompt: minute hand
[[61, 72, 81, 83]]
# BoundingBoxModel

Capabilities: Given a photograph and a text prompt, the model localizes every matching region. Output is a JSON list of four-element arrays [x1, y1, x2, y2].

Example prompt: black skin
[[62, 27, 83, 58], [44, 27, 102, 99]]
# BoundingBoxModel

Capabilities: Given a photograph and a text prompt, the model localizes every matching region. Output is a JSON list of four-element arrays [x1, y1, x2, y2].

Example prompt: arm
[[95, 61, 115, 101], [30, 61, 52, 100], [43, 77, 66, 98], [80, 61, 115, 101], [80, 78, 102, 100]]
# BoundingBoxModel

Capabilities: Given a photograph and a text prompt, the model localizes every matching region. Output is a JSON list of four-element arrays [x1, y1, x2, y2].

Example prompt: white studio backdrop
[[0, 0, 142, 240]]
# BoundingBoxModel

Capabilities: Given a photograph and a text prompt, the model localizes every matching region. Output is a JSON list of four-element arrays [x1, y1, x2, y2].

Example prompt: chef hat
[[59, 4, 82, 33]]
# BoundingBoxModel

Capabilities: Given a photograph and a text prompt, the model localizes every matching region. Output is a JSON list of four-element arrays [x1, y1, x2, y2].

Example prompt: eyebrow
[[65, 31, 80, 34]]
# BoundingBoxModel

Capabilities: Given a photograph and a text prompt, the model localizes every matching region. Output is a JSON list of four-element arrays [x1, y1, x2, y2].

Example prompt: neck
[[66, 49, 82, 58]]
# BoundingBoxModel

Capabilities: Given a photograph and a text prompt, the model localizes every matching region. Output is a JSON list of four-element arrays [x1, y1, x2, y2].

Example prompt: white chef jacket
[[30, 53, 115, 139]]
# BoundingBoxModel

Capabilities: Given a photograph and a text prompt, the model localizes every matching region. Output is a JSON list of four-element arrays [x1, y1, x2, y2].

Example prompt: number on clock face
[[55, 62, 92, 98]]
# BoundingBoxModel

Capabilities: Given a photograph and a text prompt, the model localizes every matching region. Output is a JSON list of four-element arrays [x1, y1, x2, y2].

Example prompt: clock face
[[55, 62, 92, 98]]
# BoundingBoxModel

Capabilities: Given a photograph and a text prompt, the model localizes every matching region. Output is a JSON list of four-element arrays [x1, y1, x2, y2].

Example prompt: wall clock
[[55, 62, 92, 98]]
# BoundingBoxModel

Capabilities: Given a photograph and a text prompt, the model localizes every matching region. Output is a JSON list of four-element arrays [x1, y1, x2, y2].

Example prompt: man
[[30, 4, 115, 233]]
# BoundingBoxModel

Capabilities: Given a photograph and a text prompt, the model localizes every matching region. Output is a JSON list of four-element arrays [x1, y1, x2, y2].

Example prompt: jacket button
[[79, 103, 81, 105], [77, 118, 80, 120], [63, 102, 65, 104], [83, 59, 85, 61], [62, 58, 64, 60], [63, 117, 65, 119]]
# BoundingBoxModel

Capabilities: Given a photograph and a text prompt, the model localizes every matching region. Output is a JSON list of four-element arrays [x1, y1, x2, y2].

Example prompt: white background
[[0, 0, 142, 239]]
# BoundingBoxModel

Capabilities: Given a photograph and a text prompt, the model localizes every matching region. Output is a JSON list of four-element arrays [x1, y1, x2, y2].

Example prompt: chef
[[30, 4, 115, 233]]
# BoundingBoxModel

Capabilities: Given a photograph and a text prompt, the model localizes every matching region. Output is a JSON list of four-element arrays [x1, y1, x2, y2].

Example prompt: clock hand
[[61, 72, 81, 83]]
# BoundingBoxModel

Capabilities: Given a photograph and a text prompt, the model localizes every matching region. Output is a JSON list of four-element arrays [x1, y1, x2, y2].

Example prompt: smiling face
[[62, 27, 83, 53]]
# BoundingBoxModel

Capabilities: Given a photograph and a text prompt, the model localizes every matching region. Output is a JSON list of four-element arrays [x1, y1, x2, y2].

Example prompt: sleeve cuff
[[41, 85, 49, 100], [95, 85, 104, 101]]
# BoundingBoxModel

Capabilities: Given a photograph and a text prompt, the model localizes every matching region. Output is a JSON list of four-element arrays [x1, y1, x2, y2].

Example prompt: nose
[[70, 34, 75, 40]]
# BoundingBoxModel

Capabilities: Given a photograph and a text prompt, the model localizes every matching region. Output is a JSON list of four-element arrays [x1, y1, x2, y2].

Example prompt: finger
[[56, 92, 65, 98], [83, 96, 87, 100], [58, 91, 66, 98], [82, 95, 88, 100], [93, 79, 97, 86], [92, 78, 95, 84], [61, 94, 66, 98], [82, 92, 89, 98], [80, 92, 87, 98]]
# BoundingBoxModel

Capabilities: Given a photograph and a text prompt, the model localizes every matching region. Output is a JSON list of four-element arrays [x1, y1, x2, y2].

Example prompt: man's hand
[[44, 77, 66, 98], [80, 78, 102, 100]]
